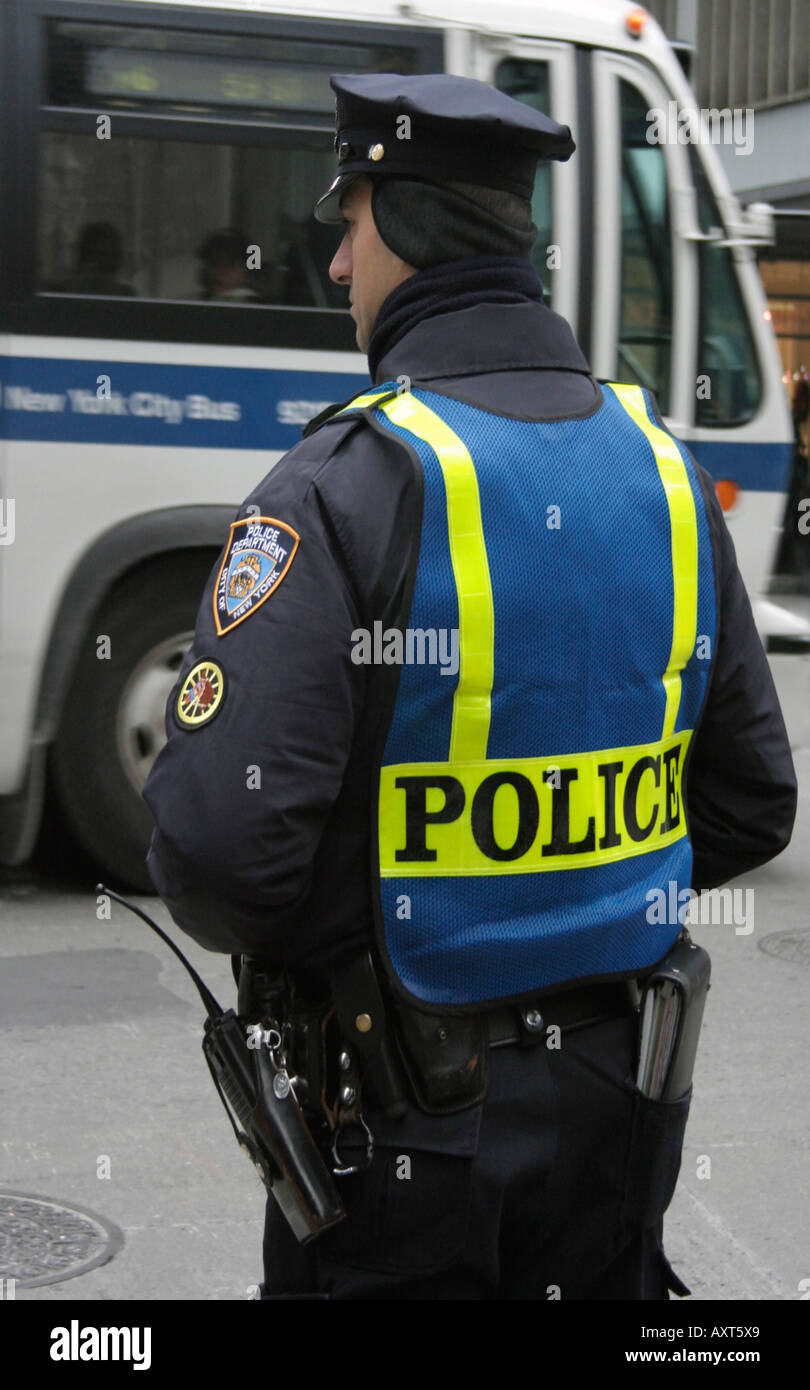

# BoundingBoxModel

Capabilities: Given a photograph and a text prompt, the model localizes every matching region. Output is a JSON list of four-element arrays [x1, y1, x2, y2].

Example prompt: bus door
[[463, 35, 579, 334], [474, 28, 798, 637], [590, 51, 697, 430], [590, 49, 796, 633]]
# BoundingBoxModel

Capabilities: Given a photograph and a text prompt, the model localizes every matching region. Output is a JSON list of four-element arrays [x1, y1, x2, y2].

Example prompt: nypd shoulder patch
[[175, 660, 225, 729], [213, 515, 300, 636]]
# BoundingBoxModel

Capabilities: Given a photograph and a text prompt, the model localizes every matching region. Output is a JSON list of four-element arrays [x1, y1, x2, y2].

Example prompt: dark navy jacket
[[143, 298, 797, 970]]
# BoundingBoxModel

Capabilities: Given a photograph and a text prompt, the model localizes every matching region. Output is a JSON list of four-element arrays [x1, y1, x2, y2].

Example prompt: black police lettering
[[471, 772, 539, 861], [660, 743, 682, 834], [597, 760, 624, 849], [394, 776, 465, 861], [541, 767, 597, 856], [623, 755, 661, 842], [392, 746, 684, 866]]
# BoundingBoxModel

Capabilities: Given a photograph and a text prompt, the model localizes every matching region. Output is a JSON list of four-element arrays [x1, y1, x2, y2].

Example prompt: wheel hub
[[116, 631, 193, 795]]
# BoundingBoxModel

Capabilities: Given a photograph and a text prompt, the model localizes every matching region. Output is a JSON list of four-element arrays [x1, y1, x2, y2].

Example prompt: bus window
[[689, 152, 762, 426], [38, 133, 344, 307], [39, 17, 428, 309], [494, 60, 552, 291], [618, 80, 673, 414]]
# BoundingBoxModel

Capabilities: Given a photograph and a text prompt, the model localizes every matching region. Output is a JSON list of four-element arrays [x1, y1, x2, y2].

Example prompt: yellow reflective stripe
[[376, 392, 495, 762], [607, 383, 698, 741], [379, 731, 690, 876], [335, 386, 396, 415]]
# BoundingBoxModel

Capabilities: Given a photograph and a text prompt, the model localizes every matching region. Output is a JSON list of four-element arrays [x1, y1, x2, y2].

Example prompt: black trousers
[[261, 1012, 691, 1300]]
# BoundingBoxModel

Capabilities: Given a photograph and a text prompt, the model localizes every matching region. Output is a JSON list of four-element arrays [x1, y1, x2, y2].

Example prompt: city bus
[[0, 0, 803, 891]]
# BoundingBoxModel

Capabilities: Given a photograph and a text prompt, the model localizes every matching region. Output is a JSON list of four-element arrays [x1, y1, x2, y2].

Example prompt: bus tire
[[51, 553, 215, 893]]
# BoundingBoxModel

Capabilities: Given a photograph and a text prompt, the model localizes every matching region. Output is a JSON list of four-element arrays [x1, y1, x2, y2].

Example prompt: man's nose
[[329, 232, 352, 285]]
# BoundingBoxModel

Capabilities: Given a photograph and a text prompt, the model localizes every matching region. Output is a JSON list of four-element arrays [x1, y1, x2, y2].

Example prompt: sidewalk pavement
[[2, 749, 808, 1302]]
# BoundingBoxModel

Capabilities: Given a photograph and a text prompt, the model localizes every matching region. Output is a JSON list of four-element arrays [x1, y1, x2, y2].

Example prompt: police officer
[[143, 73, 797, 1300]]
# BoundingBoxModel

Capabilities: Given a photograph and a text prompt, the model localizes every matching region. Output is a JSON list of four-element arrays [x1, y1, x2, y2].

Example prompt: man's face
[[328, 178, 416, 353]]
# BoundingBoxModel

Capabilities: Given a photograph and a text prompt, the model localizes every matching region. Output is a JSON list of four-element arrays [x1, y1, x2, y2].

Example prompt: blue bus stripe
[[0, 355, 794, 491], [0, 356, 368, 450]]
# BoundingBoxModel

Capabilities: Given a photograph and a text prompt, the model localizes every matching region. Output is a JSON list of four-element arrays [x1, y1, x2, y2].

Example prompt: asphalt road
[[1, 645, 808, 1302]]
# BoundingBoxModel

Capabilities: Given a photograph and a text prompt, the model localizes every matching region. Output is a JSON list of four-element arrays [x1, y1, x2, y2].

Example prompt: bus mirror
[[712, 200, 776, 251], [741, 202, 776, 249]]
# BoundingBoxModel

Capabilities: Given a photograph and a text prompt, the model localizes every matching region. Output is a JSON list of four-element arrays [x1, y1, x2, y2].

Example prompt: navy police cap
[[314, 72, 575, 223]]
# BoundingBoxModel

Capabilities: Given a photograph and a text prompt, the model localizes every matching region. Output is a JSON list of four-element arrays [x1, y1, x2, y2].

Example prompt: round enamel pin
[[175, 660, 225, 728]]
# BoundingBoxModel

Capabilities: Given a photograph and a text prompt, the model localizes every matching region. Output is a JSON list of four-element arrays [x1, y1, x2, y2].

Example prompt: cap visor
[[314, 172, 363, 224]]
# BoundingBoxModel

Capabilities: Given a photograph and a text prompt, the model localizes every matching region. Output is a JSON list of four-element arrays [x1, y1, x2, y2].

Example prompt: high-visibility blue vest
[[335, 380, 716, 1007]]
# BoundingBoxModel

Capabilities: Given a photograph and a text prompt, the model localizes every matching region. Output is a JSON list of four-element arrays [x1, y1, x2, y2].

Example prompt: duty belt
[[485, 981, 635, 1048], [289, 957, 638, 1123]]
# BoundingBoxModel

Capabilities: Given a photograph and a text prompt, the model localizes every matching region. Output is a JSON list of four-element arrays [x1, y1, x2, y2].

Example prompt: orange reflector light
[[626, 8, 648, 36], [715, 479, 739, 511]]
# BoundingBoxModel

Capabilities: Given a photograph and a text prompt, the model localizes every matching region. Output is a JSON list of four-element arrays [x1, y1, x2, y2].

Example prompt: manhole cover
[[758, 929, 810, 967], [0, 1192, 123, 1287]]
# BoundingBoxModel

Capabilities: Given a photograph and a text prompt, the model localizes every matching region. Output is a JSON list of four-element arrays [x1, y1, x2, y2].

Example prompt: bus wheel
[[51, 554, 214, 893]]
